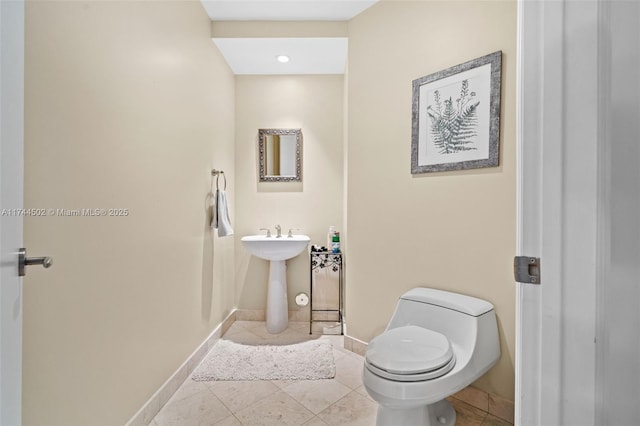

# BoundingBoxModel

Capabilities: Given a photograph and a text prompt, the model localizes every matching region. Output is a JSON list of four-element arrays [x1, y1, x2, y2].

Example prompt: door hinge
[[514, 256, 540, 284]]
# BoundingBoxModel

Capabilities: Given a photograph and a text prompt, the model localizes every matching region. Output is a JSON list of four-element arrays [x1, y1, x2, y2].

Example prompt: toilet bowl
[[362, 288, 500, 426]]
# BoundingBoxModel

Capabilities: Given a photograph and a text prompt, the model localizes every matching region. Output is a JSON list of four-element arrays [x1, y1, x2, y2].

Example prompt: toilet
[[362, 287, 500, 426]]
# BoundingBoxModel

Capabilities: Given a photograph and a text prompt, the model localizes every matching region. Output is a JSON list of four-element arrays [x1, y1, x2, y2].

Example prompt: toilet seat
[[365, 325, 456, 382]]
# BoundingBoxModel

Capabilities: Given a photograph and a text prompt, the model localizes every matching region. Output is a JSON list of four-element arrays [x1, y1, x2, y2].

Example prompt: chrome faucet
[[275, 224, 282, 238]]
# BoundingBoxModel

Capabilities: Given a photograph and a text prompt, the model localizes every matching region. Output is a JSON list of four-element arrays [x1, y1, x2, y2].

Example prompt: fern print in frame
[[427, 79, 479, 154], [411, 51, 502, 174]]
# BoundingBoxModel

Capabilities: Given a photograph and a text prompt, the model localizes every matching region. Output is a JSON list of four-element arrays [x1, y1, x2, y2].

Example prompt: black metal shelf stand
[[309, 251, 343, 335]]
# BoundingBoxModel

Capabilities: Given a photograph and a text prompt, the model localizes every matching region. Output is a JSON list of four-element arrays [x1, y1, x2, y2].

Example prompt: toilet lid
[[366, 325, 454, 375]]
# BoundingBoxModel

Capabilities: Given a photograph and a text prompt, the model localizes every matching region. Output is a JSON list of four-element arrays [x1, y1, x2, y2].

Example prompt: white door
[[516, 0, 640, 424], [0, 1, 24, 424]]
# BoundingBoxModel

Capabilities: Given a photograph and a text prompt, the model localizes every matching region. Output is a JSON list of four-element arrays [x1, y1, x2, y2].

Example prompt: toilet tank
[[387, 288, 496, 354]]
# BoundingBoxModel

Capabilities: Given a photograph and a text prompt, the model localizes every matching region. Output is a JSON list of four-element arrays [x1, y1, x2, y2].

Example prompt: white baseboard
[[125, 309, 237, 426]]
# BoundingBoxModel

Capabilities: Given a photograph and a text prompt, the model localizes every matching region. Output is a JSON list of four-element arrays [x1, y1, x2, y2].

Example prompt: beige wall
[[21, 1, 517, 422], [234, 75, 344, 312], [346, 1, 517, 400], [23, 1, 235, 424]]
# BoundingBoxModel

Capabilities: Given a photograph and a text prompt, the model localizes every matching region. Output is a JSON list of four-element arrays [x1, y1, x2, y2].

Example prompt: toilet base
[[375, 398, 456, 426]]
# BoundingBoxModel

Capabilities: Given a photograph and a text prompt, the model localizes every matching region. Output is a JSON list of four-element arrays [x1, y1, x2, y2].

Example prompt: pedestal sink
[[241, 234, 310, 334]]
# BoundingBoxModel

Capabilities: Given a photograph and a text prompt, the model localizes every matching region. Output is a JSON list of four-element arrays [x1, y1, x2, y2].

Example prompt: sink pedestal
[[240, 234, 310, 335], [266, 260, 288, 334]]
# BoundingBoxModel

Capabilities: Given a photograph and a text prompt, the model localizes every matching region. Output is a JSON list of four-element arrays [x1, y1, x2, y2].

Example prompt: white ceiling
[[213, 37, 348, 75], [201, 0, 377, 21], [201, 0, 378, 74]]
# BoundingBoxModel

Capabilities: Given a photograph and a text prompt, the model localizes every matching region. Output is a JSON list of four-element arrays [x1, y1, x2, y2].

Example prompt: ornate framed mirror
[[258, 128, 302, 182]]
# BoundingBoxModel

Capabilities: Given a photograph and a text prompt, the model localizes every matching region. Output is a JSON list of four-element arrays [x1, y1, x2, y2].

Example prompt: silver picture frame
[[411, 51, 502, 174]]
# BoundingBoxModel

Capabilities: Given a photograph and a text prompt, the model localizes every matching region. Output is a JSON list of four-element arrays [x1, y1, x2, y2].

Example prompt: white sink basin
[[241, 234, 310, 334], [241, 235, 310, 261]]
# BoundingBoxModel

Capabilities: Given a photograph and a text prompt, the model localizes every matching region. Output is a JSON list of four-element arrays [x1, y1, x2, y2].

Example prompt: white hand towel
[[211, 189, 234, 237]]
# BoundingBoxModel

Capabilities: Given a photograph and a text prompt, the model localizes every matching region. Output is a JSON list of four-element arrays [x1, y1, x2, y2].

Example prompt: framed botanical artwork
[[411, 51, 502, 174]]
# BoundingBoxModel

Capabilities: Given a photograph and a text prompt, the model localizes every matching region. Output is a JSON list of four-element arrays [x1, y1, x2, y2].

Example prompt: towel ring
[[212, 169, 226, 191]]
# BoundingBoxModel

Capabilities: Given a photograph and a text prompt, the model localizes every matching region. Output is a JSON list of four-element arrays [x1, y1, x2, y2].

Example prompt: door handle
[[18, 248, 53, 277]]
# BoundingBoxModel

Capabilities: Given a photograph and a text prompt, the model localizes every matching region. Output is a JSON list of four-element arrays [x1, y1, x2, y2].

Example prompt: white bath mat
[[191, 339, 336, 381]]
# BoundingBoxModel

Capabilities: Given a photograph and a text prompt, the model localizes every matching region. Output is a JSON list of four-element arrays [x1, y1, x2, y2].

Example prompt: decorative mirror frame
[[258, 128, 302, 182]]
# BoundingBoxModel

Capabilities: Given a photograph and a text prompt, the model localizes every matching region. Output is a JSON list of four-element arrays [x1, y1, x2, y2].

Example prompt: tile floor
[[151, 320, 508, 426]]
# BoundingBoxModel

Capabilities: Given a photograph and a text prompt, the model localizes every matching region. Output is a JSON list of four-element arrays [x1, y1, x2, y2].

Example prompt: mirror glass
[[258, 129, 302, 182]]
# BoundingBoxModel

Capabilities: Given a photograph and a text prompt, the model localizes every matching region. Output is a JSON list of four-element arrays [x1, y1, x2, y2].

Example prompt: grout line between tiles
[[126, 309, 237, 426]]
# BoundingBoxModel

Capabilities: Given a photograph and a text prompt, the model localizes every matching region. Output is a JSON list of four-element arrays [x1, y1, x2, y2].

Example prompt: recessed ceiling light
[[276, 55, 290, 63]]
